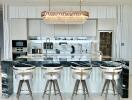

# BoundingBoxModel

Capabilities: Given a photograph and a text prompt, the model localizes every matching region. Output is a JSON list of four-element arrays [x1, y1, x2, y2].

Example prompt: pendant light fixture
[[41, 0, 89, 24]]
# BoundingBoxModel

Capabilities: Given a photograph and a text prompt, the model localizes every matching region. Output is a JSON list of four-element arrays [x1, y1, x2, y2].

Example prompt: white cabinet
[[97, 6, 107, 18], [54, 25, 69, 36], [40, 20, 54, 37], [106, 6, 116, 18], [84, 6, 98, 18], [83, 20, 97, 36], [28, 20, 41, 37], [9, 6, 18, 18], [9, 19, 27, 40], [36, 7, 48, 18], [17, 6, 27, 18], [27, 7, 36, 18], [98, 19, 116, 30], [69, 25, 82, 36]]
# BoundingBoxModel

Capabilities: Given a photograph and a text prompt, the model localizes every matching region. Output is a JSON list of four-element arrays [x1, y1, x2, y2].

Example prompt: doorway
[[99, 31, 112, 60]]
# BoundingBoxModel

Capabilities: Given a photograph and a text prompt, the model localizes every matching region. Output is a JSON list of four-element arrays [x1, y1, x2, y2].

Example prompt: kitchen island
[[0, 58, 129, 98]]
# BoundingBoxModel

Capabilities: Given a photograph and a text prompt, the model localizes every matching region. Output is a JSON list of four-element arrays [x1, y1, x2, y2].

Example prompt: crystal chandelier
[[41, 0, 89, 24]]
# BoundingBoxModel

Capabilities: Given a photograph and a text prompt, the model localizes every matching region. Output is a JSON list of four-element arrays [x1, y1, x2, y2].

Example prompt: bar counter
[[0, 58, 129, 98]]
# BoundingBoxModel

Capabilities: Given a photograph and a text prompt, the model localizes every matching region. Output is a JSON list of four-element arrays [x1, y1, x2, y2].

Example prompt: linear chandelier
[[41, 0, 89, 24]]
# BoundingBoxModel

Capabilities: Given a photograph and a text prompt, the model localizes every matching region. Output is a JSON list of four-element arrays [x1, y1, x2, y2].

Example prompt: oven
[[12, 40, 27, 60], [12, 40, 27, 48]]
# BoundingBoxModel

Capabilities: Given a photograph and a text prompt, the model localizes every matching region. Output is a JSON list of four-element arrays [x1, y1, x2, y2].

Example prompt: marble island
[[0, 58, 129, 98]]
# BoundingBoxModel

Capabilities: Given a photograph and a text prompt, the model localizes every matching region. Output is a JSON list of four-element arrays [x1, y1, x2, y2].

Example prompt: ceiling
[[0, 0, 132, 6]]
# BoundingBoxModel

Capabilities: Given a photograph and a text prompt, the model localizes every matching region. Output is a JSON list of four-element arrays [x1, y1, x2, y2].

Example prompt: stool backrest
[[100, 65, 122, 73], [100, 65, 122, 80], [42, 64, 63, 75], [13, 65, 35, 75], [71, 66, 92, 76]]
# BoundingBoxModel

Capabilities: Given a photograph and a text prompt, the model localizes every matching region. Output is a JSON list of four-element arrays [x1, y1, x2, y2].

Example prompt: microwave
[[12, 40, 27, 48]]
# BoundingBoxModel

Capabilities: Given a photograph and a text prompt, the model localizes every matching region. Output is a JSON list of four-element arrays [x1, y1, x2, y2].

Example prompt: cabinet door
[[17, 6, 27, 18], [28, 20, 41, 37], [84, 6, 98, 18], [97, 6, 107, 18], [36, 7, 48, 18], [106, 6, 116, 18], [54, 25, 68, 36], [27, 7, 36, 18], [69, 25, 82, 36], [40, 20, 54, 37], [9, 19, 27, 40], [9, 6, 18, 18], [82, 20, 96, 36]]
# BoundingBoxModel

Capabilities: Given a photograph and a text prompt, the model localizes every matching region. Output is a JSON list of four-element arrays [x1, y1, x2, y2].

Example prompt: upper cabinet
[[83, 20, 97, 36], [9, 19, 27, 40], [9, 6, 116, 19], [54, 25, 69, 37], [69, 25, 82, 36], [28, 20, 41, 37], [40, 20, 54, 37]]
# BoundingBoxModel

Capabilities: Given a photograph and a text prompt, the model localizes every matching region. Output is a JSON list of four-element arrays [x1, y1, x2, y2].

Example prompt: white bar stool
[[42, 64, 63, 100], [100, 62, 122, 100], [71, 65, 92, 100], [13, 64, 35, 99]]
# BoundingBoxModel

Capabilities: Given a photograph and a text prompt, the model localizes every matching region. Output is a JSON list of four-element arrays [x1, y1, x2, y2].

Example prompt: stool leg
[[25, 80, 33, 98], [42, 80, 50, 98], [81, 80, 86, 100], [111, 80, 116, 95], [83, 80, 89, 97], [55, 80, 63, 100], [53, 80, 57, 95], [71, 80, 79, 100], [101, 79, 108, 96], [17, 80, 24, 98], [75, 80, 80, 95], [105, 80, 110, 100], [48, 80, 52, 100], [113, 80, 120, 100]]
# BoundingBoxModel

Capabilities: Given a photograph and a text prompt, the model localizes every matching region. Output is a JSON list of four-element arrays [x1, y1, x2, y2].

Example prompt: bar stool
[[71, 65, 92, 100], [13, 64, 35, 99], [100, 63, 122, 100], [42, 64, 63, 100]]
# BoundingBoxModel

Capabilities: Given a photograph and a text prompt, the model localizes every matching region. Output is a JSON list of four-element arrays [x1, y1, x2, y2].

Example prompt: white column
[[3, 4, 12, 60]]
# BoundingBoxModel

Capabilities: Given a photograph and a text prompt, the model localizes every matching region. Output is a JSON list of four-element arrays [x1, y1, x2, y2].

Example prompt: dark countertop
[[1, 58, 129, 69]]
